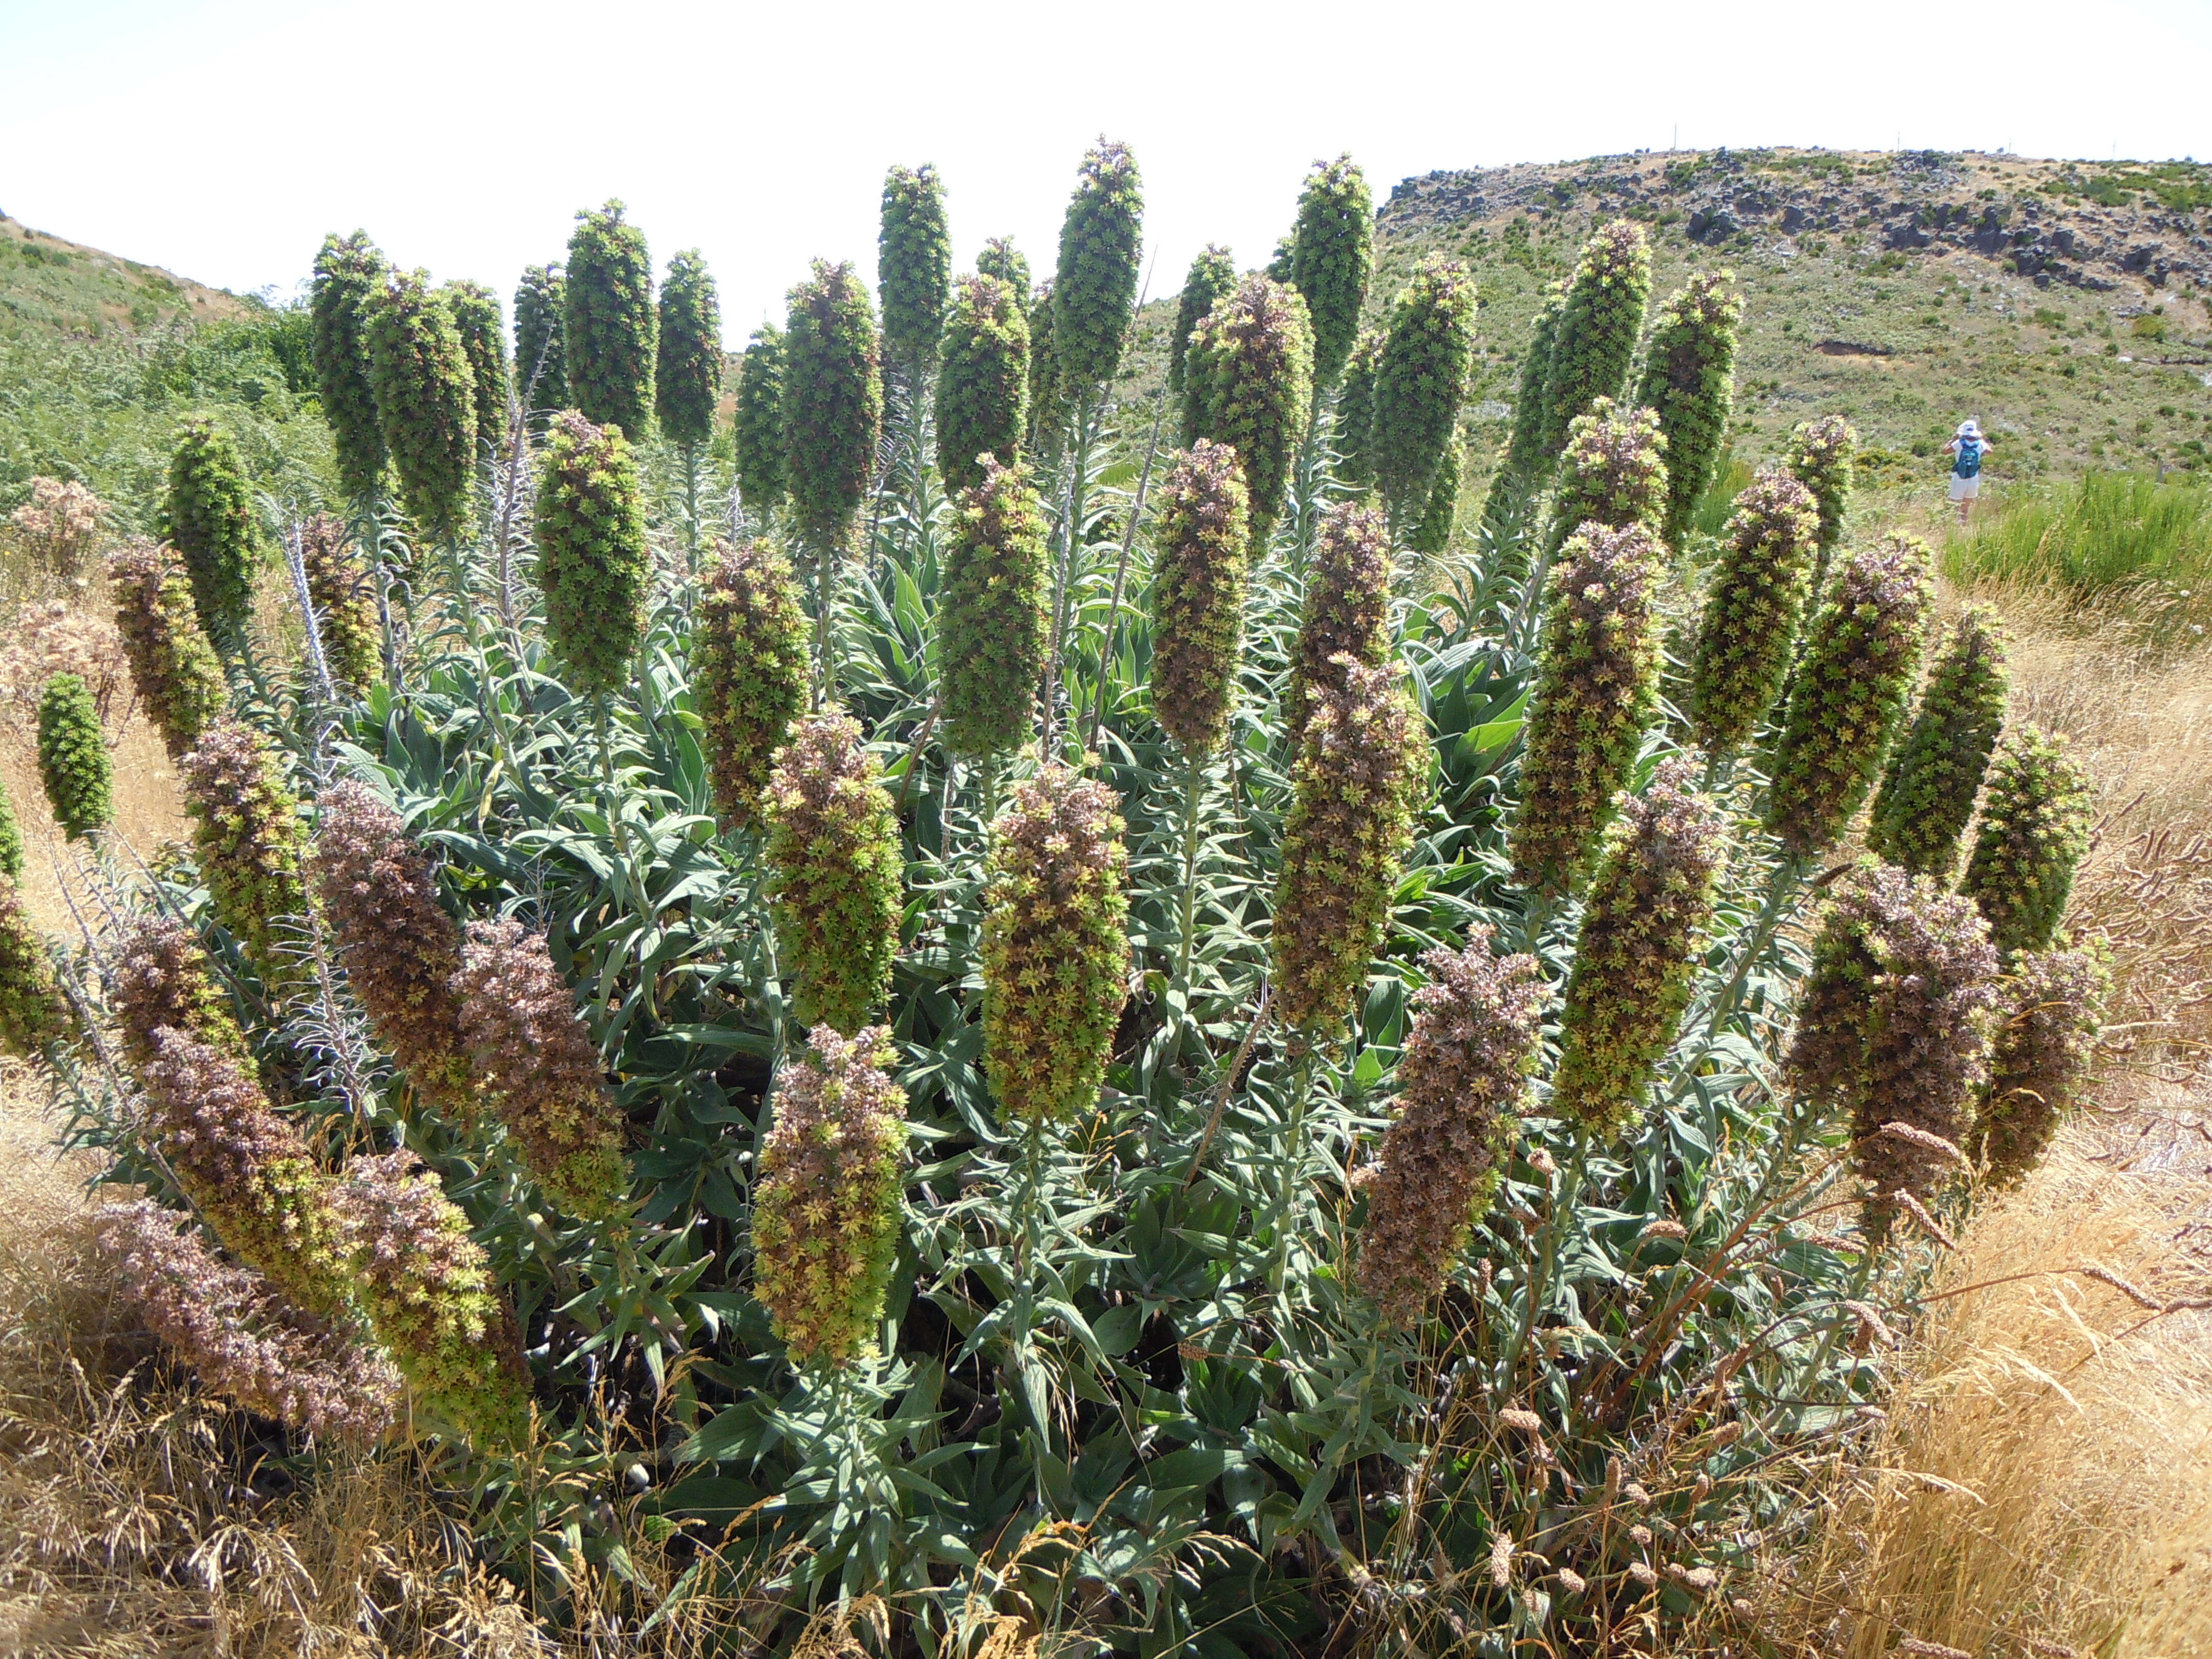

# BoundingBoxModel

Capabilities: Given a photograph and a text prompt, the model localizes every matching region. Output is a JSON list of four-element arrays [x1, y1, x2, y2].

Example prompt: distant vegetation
[[1944, 471, 2212, 628]]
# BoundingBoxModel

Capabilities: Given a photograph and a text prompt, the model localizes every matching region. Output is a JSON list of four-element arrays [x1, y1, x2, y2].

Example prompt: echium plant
[[439, 278, 509, 461], [1272, 657, 1426, 1032], [1150, 441, 1253, 754], [1478, 282, 1563, 533], [1960, 725, 2094, 958], [1169, 244, 1237, 429], [940, 458, 1049, 758], [1289, 154, 1374, 389], [654, 249, 724, 450], [692, 539, 809, 828], [982, 764, 1131, 1121], [879, 163, 952, 381], [1784, 415, 1857, 582], [1184, 274, 1315, 549], [1975, 942, 2108, 1185], [751, 1025, 908, 1364], [564, 200, 656, 437], [1688, 469, 1821, 757], [1407, 429, 1462, 557], [782, 261, 884, 557], [0, 877, 67, 1056], [108, 540, 227, 761], [935, 273, 1031, 497], [1508, 522, 1666, 896], [309, 231, 389, 502], [1549, 759, 1728, 1137], [533, 411, 649, 696], [179, 719, 310, 988], [1332, 330, 1383, 492], [158, 414, 260, 643], [0, 777, 22, 883], [1543, 396, 1667, 558], [300, 514, 381, 693], [513, 262, 567, 417], [364, 269, 477, 544], [1353, 927, 1544, 1324], [975, 236, 1030, 301], [763, 713, 903, 1034], [1051, 138, 1144, 398], [110, 916, 246, 1068], [1765, 534, 1933, 857], [733, 326, 786, 519], [1370, 254, 1478, 535], [1633, 271, 1741, 547], [1284, 501, 1392, 751], [1026, 283, 1064, 453], [1539, 219, 1651, 460], [37, 673, 112, 841], [1867, 604, 2010, 878]]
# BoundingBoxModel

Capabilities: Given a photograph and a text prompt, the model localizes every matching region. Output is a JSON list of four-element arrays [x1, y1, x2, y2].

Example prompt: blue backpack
[[1954, 438, 1984, 478]]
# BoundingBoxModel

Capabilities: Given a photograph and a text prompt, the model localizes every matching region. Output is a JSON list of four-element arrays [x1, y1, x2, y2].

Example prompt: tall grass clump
[[563, 200, 656, 438], [1942, 470, 2212, 624]]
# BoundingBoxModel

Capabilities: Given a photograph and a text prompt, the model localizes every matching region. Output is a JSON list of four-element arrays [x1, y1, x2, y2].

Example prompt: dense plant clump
[[763, 714, 902, 1034], [0, 876, 67, 1056], [512, 262, 568, 416], [750, 1025, 908, 1365], [363, 269, 477, 544], [1331, 329, 1383, 491], [1025, 284, 1064, 453], [1509, 522, 1666, 896], [1289, 155, 1374, 388], [1478, 282, 1564, 533], [1544, 396, 1667, 556], [1689, 470, 1821, 756], [158, 414, 260, 642], [1353, 928, 1544, 1323], [1407, 430, 1462, 556], [1150, 441, 1253, 753], [692, 539, 809, 827], [300, 514, 382, 692], [1539, 220, 1651, 459], [1051, 139, 1144, 396], [533, 411, 649, 696], [1369, 256, 1478, 531], [1975, 943, 2108, 1184], [1784, 414, 1857, 572], [1961, 725, 2095, 957], [782, 261, 884, 554], [1168, 243, 1237, 420], [981, 764, 1131, 1121], [653, 249, 723, 450], [1633, 271, 1741, 547], [1549, 760, 1727, 1136], [1765, 534, 1933, 855], [732, 326, 786, 518], [107, 540, 228, 760], [1867, 604, 2010, 877], [109, 915, 246, 1068], [309, 231, 390, 502], [878, 164, 952, 380], [934, 274, 1030, 496], [563, 201, 656, 438], [440, 278, 510, 461], [179, 719, 310, 986], [0, 777, 20, 883], [1284, 501, 1392, 750], [975, 236, 1030, 301], [1184, 274, 1314, 548], [939, 459, 1049, 758], [36, 672, 113, 840]]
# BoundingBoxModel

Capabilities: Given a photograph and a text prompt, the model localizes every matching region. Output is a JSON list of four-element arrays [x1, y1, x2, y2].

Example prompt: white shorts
[[1947, 473, 1981, 501]]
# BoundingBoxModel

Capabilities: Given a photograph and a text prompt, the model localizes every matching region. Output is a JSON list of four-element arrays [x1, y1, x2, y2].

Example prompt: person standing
[[1944, 419, 1993, 524]]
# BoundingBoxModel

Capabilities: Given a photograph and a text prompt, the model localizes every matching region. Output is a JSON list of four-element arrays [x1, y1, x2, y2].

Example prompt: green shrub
[[563, 200, 656, 438], [309, 231, 389, 502], [533, 411, 649, 696], [654, 249, 722, 451], [1184, 274, 1314, 550], [364, 270, 477, 545], [158, 414, 260, 642], [940, 458, 1048, 758], [1051, 140, 1144, 397], [37, 672, 112, 840], [1289, 155, 1374, 389], [935, 274, 1029, 497], [512, 262, 567, 418], [879, 164, 952, 381]]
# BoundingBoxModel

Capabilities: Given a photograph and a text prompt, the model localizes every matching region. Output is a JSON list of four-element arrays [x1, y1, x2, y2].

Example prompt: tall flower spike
[[0, 775, 22, 883], [1868, 604, 2010, 878], [308, 781, 471, 1110], [364, 269, 476, 544], [37, 672, 113, 841], [453, 918, 628, 1218], [879, 163, 952, 381], [750, 1025, 908, 1365], [1407, 429, 1463, 557], [693, 539, 810, 828], [1026, 283, 1065, 454], [1961, 725, 2094, 958], [1184, 274, 1315, 551], [1371, 256, 1479, 534], [940, 458, 1049, 759], [158, 414, 260, 642], [1550, 760, 1728, 1138], [108, 540, 228, 761], [1765, 534, 1933, 857], [1633, 271, 1742, 547], [110, 913, 246, 1071], [309, 231, 389, 503], [533, 411, 649, 696], [1354, 928, 1544, 1324], [1151, 442, 1253, 754], [300, 514, 381, 693], [1051, 139, 1144, 396], [512, 262, 568, 421], [0, 876, 68, 1057], [782, 260, 884, 555], [975, 237, 1030, 302], [1169, 244, 1237, 430], [654, 249, 723, 451], [439, 278, 509, 462], [1509, 522, 1667, 896], [563, 200, 656, 438], [1688, 469, 1821, 757], [982, 763, 1131, 1121], [1332, 329, 1384, 492], [1272, 657, 1427, 1032], [763, 713, 903, 1035], [732, 326, 786, 518], [1285, 501, 1393, 751], [1975, 943, 2107, 1186], [1539, 220, 1652, 460], [935, 273, 1031, 497], [1290, 154, 1375, 389], [180, 719, 310, 987], [1784, 415, 1857, 581], [1543, 397, 1667, 557], [1479, 282, 1565, 535]]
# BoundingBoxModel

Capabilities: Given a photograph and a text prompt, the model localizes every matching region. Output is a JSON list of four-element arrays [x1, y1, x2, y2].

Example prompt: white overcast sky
[[3, 0, 2206, 338]]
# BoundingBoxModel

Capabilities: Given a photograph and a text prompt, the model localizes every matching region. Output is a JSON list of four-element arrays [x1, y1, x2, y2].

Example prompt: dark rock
[[1782, 204, 1813, 232]]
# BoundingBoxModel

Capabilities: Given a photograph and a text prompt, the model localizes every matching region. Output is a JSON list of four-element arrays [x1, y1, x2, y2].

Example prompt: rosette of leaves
[[0, 777, 22, 883], [750, 1025, 908, 1365], [439, 278, 509, 460], [300, 515, 381, 693], [1508, 522, 1666, 896], [1543, 396, 1667, 558], [512, 262, 567, 418], [1354, 927, 1544, 1323], [1867, 604, 2010, 878], [1151, 441, 1253, 754], [1539, 220, 1651, 459], [1974, 943, 2108, 1185], [107, 540, 227, 761], [0, 877, 67, 1056], [1550, 760, 1728, 1137], [1478, 282, 1564, 533], [363, 269, 477, 544], [654, 249, 723, 450], [1051, 138, 1144, 396], [982, 764, 1131, 1121], [1272, 657, 1426, 1032], [1633, 271, 1742, 547], [1961, 725, 2094, 958], [110, 914, 247, 1070], [763, 713, 903, 1034], [1784, 414, 1857, 577], [940, 458, 1049, 758], [935, 273, 1030, 497], [1764, 534, 1933, 856], [733, 326, 787, 518], [308, 781, 471, 1111], [782, 260, 884, 555], [1407, 428, 1462, 557], [532, 411, 649, 696], [1285, 501, 1393, 751], [1370, 255, 1478, 533], [309, 231, 389, 502], [1184, 274, 1315, 549], [1026, 283, 1064, 453], [36, 672, 112, 841], [157, 414, 259, 643], [879, 163, 952, 380], [1168, 244, 1236, 426], [563, 200, 656, 437], [180, 719, 310, 986], [1688, 469, 1821, 756], [453, 918, 629, 1218], [1290, 154, 1374, 389], [693, 538, 809, 828], [1332, 329, 1382, 492], [976, 237, 1030, 302]]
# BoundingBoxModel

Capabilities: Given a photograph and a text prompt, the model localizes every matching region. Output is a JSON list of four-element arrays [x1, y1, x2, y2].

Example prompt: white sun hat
[[1958, 418, 1982, 438]]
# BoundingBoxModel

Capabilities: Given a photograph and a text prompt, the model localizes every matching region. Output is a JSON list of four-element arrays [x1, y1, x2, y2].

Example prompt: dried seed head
[[1150, 441, 1253, 754], [1961, 724, 2094, 958], [1688, 469, 1820, 757], [693, 538, 809, 827], [1868, 604, 2010, 878], [110, 913, 245, 1071], [1974, 942, 2108, 1186]]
